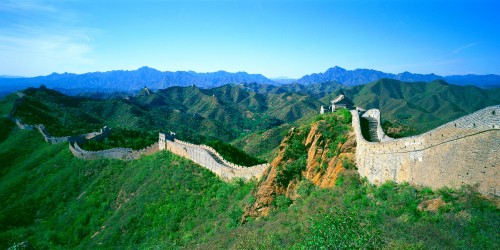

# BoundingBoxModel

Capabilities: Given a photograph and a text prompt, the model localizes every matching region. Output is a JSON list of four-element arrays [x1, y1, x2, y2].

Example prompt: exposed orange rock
[[418, 197, 446, 213], [243, 129, 293, 218], [244, 118, 356, 219]]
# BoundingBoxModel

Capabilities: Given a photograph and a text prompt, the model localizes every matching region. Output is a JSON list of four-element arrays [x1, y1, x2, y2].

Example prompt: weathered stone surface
[[159, 135, 269, 181], [69, 142, 159, 161], [353, 105, 500, 197]]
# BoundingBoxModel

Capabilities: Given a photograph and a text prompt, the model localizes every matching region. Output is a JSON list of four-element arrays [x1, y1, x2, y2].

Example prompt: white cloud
[[452, 42, 479, 54], [0, 0, 97, 76]]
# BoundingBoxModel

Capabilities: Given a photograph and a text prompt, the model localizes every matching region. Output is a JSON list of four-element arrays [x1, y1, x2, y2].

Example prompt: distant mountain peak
[[0, 67, 280, 94], [297, 67, 499, 89], [137, 66, 160, 72]]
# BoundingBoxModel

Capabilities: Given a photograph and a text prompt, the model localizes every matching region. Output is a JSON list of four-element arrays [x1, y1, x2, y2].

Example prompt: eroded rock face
[[304, 125, 356, 188], [243, 130, 293, 218], [244, 121, 356, 219]]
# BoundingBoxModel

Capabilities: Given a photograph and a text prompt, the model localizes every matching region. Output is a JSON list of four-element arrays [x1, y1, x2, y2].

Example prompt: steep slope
[[12, 87, 235, 142], [152, 84, 322, 132], [278, 81, 343, 98], [1, 102, 498, 249], [245, 110, 355, 217], [0, 128, 255, 249]]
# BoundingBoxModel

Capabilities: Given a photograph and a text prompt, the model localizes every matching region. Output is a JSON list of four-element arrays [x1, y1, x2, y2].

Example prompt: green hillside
[[0, 128, 256, 248], [13, 87, 235, 142], [11, 85, 324, 161], [1, 118, 498, 249], [153, 84, 322, 132], [323, 79, 500, 134]]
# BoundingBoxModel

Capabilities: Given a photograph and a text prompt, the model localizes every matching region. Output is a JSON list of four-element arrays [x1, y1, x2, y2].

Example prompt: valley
[[3, 0, 500, 248], [0, 78, 499, 249]]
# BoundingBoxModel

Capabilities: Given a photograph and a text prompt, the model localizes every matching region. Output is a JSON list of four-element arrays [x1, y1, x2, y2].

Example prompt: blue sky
[[1, 0, 499, 78]]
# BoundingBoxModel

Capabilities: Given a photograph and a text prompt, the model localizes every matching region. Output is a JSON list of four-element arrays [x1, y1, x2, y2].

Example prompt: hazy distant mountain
[[444, 74, 500, 89], [270, 77, 297, 84], [0, 75, 25, 78], [298, 66, 500, 89], [0, 66, 279, 93], [2, 66, 499, 95]]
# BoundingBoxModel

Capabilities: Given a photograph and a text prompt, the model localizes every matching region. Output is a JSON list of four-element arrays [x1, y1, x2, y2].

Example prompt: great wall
[[159, 133, 268, 180], [352, 105, 499, 197], [5, 91, 499, 194], [6, 92, 267, 180]]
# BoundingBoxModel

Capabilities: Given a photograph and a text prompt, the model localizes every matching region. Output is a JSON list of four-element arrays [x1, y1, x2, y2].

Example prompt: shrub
[[273, 195, 292, 210], [205, 139, 265, 166], [299, 208, 382, 249], [0, 118, 14, 143], [276, 155, 307, 188]]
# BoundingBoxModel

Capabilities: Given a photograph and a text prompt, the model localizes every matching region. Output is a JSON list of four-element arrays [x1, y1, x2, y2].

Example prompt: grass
[[0, 128, 257, 249], [204, 139, 266, 166], [0, 127, 498, 249], [80, 128, 159, 150], [1, 91, 498, 249]]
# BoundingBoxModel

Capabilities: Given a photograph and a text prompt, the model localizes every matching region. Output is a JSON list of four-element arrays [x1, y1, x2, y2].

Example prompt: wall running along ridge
[[8, 92, 111, 144], [159, 133, 269, 181], [352, 105, 500, 196], [69, 142, 159, 161], [8, 91, 267, 181]]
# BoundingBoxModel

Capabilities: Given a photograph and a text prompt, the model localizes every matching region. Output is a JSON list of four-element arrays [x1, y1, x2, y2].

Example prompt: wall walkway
[[69, 142, 159, 161], [352, 105, 499, 196], [8, 91, 267, 181], [160, 135, 269, 181]]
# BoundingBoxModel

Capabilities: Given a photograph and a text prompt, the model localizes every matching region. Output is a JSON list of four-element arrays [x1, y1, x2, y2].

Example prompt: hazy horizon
[[1, 0, 499, 78], [4, 65, 500, 80]]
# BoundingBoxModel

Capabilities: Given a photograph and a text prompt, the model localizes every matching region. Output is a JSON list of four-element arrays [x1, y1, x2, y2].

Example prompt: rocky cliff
[[244, 110, 355, 218]]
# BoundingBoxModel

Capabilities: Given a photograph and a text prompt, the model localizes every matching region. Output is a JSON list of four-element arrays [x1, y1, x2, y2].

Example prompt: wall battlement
[[69, 142, 159, 161], [352, 105, 499, 196], [159, 133, 269, 181], [7, 91, 264, 181]]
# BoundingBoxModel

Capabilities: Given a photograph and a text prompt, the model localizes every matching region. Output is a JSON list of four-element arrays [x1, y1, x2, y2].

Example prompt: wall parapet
[[352, 105, 500, 197], [69, 142, 159, 161], [173, 138, 268, 170], [8, 92, 266, 181], [160, 136, 269, 181]]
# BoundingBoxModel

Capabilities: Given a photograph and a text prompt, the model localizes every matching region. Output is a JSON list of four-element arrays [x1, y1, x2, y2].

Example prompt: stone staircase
[[366, 117, 380, 142], [206, 150, 225, 164]]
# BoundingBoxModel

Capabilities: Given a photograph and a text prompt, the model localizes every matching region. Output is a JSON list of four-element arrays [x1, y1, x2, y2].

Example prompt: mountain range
[[297, 66, 500, 89], [7, 77, 499, 161], [1, 66, 499, 96], [1, 77, 499, 248]]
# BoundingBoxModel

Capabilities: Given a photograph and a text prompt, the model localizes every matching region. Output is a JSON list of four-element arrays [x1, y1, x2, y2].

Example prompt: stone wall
[[9, 92, 111, 145], [352, 105, 500, 196], [69, 142, 159, 161], [160, 135, 269, 181], [361, 109, 392, 142], [34, 124, 111, 144], [9, 115, 111, 145], [7, 92, 268, 180]]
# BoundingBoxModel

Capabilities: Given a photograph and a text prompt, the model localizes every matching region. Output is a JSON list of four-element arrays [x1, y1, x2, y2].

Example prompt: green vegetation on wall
[[81, 128, 159, 150], [1, 82, 499, 249], [204, 139, 266, 166]]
